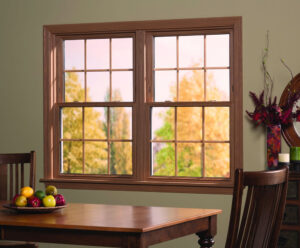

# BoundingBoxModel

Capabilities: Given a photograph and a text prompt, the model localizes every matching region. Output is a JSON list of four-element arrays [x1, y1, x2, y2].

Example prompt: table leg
[[196, 215, 217, 248], [196, 231, 215, 248]]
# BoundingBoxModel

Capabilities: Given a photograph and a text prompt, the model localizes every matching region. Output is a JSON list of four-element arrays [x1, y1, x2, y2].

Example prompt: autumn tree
[[153, 70, 230, 177], [63, 72, 108, 174], [103, 90, 132, 175], [63, 72, 132, 175]]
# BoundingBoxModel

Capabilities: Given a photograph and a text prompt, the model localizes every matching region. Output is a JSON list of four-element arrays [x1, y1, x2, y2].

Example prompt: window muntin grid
[[151, 34, 230, 178], [61, 37, 134, 175]]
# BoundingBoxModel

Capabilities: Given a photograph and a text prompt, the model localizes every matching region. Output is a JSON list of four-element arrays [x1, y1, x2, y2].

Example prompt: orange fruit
[[20, 186, 34, 198]]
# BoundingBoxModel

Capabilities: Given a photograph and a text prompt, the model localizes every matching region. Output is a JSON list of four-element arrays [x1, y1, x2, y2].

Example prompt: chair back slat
[[0, 165, 7, 200], [9, 164, 13, 200], [21, 163, 25, 188], [226, 166, 288, 248], [30, 151, 36, 189], [237, 185, 255, 247], [0, 151, 36, 201], [15, 163, 19, 196]]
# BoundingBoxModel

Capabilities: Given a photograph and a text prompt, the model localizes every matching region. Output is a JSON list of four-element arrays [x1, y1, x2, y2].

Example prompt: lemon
[[20, 186, 34, 198]]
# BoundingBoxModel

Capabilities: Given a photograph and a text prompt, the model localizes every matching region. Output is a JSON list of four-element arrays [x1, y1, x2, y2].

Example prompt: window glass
[[179, 35, 204, 68], [86, 39, 109, 70], [206, 34, 229, 67], [155, 37, 176, 68], [64, 40, 84, 70]]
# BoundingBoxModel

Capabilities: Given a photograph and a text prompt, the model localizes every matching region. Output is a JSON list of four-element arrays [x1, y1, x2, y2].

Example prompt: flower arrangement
[[246, 89, 300, 127], [246, 33, 300, 127]]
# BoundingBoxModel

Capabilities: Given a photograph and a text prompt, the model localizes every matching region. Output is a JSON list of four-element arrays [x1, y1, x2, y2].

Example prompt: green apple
[[45, 185, 57, 196], [42, 195, 56, 207], [34, 190, 46, 200]]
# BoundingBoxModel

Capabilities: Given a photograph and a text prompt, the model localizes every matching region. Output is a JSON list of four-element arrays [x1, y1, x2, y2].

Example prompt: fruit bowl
[[3, 204, 67, 213]]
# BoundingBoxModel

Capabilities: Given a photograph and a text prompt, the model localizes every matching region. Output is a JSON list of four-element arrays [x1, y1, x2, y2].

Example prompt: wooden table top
[[0, 201, 221, 233]]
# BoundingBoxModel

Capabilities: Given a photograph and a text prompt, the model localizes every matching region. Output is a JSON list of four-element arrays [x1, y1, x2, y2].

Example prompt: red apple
[[54, 194, 66, 206], [28, 196, 42, 207], [12, 194, 20, 205]]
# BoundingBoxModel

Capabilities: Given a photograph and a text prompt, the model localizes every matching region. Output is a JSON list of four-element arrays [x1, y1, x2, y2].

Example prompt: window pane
[[85, 141, 108, 174], [86, 72, 109, 102], [112, 38, 133, 69], [179, 35, 204, 68], [64, 72, 85, 102], [155, 37, 176, 68], [62, 107, 82, 139], [177, 107, 202, 140], [206, 34, 229, 67], [64, 40, 84, 70], [110, 142, 132, 175], [85, 107, 107, 139], [110, 107, 132, 140], [205, 107, 229, 141], [152, 107, 175, 141], [155, 71, 176, 102], [62, 141, 83, 174], [112, 71, 133, 102], [177, 143, 202, 177], [178, 70, 204, 101], [206, 69, 230, 101], [152, 142, 175, 176], [86, 39, 109, 69], [205, 143, 229, 178]]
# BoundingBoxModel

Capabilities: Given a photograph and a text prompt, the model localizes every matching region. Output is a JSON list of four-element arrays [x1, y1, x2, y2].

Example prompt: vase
[[267, 125, 281, 169]]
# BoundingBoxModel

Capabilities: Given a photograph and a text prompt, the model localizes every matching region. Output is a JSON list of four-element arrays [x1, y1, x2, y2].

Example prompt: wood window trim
[[42, 17, 243, 194]]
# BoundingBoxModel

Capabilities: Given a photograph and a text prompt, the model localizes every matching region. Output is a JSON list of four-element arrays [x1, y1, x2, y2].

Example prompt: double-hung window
[[43, 17, 242, 193]]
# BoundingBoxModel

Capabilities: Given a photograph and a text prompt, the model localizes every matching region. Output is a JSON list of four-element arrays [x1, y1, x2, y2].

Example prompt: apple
[[42, 195, 56, 207], [12, 194, 20, 205], [45, 185, 57, 196], [15, 196, 27, 207], [34, 190, 46, 200], [54, 194, 66, 206], [28, 196, 42, 207]]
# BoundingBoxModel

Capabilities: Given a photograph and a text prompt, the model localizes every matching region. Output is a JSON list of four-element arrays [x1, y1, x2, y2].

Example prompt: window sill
[[40, 178, 233, 194]]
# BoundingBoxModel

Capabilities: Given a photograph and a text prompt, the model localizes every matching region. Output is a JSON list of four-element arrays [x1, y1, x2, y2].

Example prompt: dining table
[[0, 201, 222, 247]]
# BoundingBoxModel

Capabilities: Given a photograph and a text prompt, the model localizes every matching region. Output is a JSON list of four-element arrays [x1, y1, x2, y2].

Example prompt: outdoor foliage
[[62, 72, 132, 175], [152, 69, 230, 177], [63, 70, 230, 177]]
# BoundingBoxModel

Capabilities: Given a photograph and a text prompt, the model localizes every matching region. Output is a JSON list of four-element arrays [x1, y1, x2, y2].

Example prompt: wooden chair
[[0, 151, 38, 248], [225, 166, 288, 248]]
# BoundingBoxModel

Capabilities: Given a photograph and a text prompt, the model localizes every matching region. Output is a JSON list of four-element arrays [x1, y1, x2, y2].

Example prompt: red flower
[[247, 90, 300, 127]]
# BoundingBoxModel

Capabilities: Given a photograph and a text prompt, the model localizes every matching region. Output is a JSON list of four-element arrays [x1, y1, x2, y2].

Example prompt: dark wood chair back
[[0, 151, 36, 201], [0, 151, 38, 247], [225, 166, 288, 248]]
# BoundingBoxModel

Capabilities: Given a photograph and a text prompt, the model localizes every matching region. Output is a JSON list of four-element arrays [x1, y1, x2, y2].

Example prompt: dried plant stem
[[280, 58, 295, 105], [280, 58, 294, 81], [262, 31, 274, 104]]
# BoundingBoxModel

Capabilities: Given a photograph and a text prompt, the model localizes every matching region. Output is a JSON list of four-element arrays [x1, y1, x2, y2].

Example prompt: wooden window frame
[[42, 17, 243, 194]]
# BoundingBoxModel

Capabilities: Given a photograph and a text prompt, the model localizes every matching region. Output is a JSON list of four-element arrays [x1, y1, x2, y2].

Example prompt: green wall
[[0, 0, 299, 247]]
